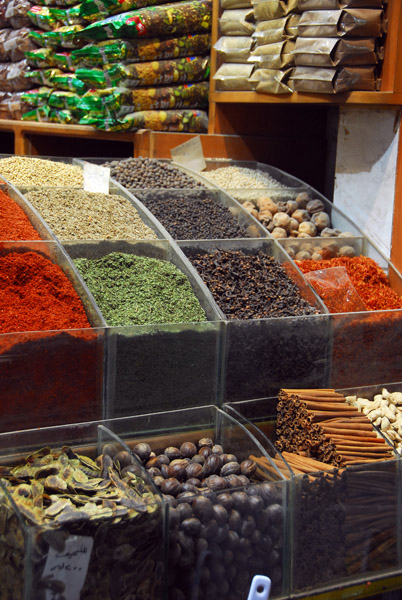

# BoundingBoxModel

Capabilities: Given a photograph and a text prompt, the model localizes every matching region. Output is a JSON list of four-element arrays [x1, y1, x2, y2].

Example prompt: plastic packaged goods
[[249, 67, 293, 93], [252, 0, 299, 21], [71, 32, 211, 65], [75, 55, 210, 89], [78, 0, 174, 22], [5, 0, 32, 29], [248, 39, 295, 68], [0, 0, 8, 27], [293, 37, 378, 67], [213, 62, 254, 90], [24, 46, 56, 68], [253, 14, 300, 45], [29, 24, 86, 48], [80, 108, 209, 132], [214, 36, 254, 63], [221, 0, 252, 8], [25, 68, 87, 93], [77, 0, 212, 41], [27, 5, 85, 31], [22, 105, 83, 122], [297, 9, 385, 38], [48, 88, 81, 108], [289, 65, 377, 93], [219, 8, 255, 36], [21, 85, 52, 105], [0, 27, 36, 62], [53, 49, 80, 70], [77, 81, 209, 113], [0, 60, 32, 92], [0, 91, 30, 118], [298, 0, 383, 8]]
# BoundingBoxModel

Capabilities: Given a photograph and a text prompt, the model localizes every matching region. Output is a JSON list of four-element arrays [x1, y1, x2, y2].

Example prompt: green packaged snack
[[77, 0, 212, 41], [77, 86, 132, 113], [49, 71, 87, 93], [21, 86, 53, 106], [72, 33, 211, 66], [22, 105, 83, 123], [80, 108, 208, 132], [53, 50, 80, 70], [48, 89, 82, 108], [25, 47, 56, 68], [33, 0, 80, 7], [29, 25, 86, 49], [28, 5, 84, 30], [25, 68, 64, 87], [77, 0, 172, 22], [76, 55, 210, 89]]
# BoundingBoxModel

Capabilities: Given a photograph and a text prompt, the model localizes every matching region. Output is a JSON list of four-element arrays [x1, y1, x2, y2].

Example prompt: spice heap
[[0, 187, 42, 240], [137, 189, 250, 240], [187, 248, 319, 319], [0, 156, 83, 187], [25, 188, 158, 240], [0, 250, 90, 333], [296, 256, 402, 311], [101, 157, 204, 189], [130, 436, 283, 600], [275, 388, 394, 467], [73, 251, 207, 326], [200, 165, 285, 191], [0, 443, 163, 600], [346, 388, 402, 453]]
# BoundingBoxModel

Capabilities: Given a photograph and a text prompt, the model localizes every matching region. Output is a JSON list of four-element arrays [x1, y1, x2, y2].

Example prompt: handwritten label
[[83, 162, 110, 194], [170, 136, 206, 173], [42, 535, 93, 600]]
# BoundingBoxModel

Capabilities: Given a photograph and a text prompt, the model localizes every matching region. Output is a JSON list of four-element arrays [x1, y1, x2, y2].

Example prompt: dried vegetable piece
[[71, 32, 211, 65], [75, 55, 209, 89], [77, 0, 212, 41], [80, 108, 208, 132], [0, 443, 163, 600]]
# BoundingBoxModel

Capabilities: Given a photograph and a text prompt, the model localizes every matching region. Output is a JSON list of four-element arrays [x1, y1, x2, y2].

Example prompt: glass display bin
[[177, 238, 331, 402], [129, 188, 269, 240], [279, 236, 402, 390], [0, 240, 105, 433], [0, 420, 165, 600], [106, 405, 290, 600], [224, 393, 401, 597], [63, 239, 223, 417]]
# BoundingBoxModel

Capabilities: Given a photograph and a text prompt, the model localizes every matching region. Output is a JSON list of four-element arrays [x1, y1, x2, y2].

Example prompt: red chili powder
[[0, 188, 42, 240], [295, 256, 402, 311], [0, 251, 91, 333]]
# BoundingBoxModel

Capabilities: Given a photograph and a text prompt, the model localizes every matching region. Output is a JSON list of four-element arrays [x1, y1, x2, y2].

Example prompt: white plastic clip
[[247, 575, 271, 600]]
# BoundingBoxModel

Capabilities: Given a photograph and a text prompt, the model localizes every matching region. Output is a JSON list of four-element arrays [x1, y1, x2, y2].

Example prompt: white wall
[[333, 106, 400, 259]]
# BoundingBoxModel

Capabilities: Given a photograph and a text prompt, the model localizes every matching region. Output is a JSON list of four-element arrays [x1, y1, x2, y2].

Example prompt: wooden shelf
[[211, 91, 402, 106]]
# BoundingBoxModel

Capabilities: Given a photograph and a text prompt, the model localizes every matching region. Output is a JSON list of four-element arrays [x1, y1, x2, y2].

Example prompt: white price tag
[[83, 162, 110, 194], [170, 136, 206, 173], [42, 535, 93, 600]]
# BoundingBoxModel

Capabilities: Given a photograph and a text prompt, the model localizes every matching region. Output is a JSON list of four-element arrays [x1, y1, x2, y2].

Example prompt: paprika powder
[[0, 187, 42, 241]]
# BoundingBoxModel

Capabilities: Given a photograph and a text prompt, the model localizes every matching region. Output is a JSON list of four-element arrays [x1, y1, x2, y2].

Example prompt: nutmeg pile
[[128, 436, 284, 600], [242, 192, 353, 239]]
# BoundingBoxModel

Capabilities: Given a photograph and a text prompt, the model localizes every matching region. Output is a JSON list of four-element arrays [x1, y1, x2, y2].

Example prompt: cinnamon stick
[[301, 401, 358, 411], [320, 422, 374, 432]]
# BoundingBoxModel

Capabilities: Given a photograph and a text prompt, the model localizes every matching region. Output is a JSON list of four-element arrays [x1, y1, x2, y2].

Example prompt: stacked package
[[21, 0, 211, 131], [0, 0, 37, 118], [213, 0, 256, 91], [289, 0, 385, 93]]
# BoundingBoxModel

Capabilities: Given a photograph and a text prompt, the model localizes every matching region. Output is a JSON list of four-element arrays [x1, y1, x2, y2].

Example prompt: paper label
[[83, 162, 110, 193], [170, 135, 206, 173], [42, 535, 93, 600]]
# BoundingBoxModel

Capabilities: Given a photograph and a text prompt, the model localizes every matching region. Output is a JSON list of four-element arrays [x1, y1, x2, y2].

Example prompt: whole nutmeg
[[228, 509, 242, 532], [272, 211, 291, 230], [176, 491, 196, 504], [132, 442, 152, 462], [259, 482, 279, 504], [237, 475, 250, 486], [201, 519, 218, 539], [164, 446, 182, 461], [153, 475, 164, 487], [248, 494, 264, 512], [203, 454, 221, 477], [295, 191, 310, 208], [161, 477, 182, 496], [227, 530, 240, 550], [204, 475, 227, 492], [211, 444, 223, 455], [240, 459, 256, 477], [265, 503, 284, 525], [192, 495, 214, 521], [102, 443, 118, 458], [146, 454, 169, 469], [292, 209, 310, 223], [241, 515, 256, 537], [195, 537, 208, 554], [164, 494, 177, 507], [181, 482, 200, 495], [186, 462, 203, 480], [307, 199, 325, 214], [180, 442, 197, 458], [212, 503, 228, 525], [220, 453, 238, 465], [198, 446, 212, 459], [217, 492, 233, 511], [168, 506, 180, 528], [181, 517, 202, 536], [147, 466, 162, 479], [114, 450, 134, 469], [285, 200, 298, 215], [187, 477, 202, 488], [298, 221, 317, 237], [176, 502, 193, 521], [160, 464, 170, 478], [311, 211, 330, 231], [271, 227, 287, 239], [198, 438, 213, 448], [121, 463, 143, 478], [224, 474, 244, 488], [231, 491, 250, 512], [190, 454, 205, 465], [220, 461, 241, 478]]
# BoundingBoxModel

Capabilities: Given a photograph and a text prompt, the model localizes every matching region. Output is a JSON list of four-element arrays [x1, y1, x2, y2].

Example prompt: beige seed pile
[[25, 189, 158, 241], [201, 166, 286, 190], [0, 157, 83, 187]]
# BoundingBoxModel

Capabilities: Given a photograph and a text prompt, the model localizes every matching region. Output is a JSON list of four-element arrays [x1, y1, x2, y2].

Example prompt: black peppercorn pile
[[102, 157, 205, 189], [129, 437, 284, 600], [188, 249, 319, 319], [137, 190, 249, 239]]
